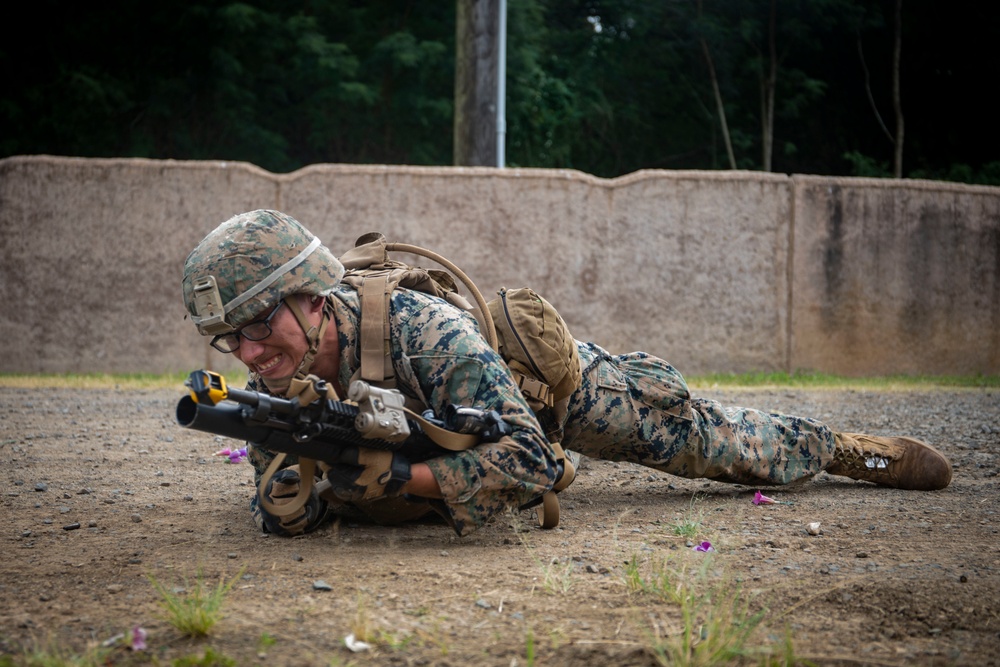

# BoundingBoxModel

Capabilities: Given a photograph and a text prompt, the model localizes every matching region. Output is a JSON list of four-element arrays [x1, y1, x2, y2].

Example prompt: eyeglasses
[[210, 301, 286, 353]]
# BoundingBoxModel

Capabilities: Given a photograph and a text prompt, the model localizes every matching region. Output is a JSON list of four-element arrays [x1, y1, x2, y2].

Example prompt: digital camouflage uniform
[[187, 210, 949, 541], [247, 285, 560, 537], [562, 342, 835, 485]]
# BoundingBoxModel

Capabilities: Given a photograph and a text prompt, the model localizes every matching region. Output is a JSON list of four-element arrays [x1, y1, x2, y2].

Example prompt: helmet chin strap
[[259, 297, 333, 395]]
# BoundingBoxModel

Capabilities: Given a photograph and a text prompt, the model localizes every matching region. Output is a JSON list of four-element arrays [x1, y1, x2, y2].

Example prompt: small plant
[[643, 556, 772, 667], [540, 556, 575, 594], [170, 648, 236, 667], [623, 553, 682, 599], [512, 511, 575, 595], [349, 592, 376, 644], [257, 632, 277, 652], [668, 495, 706, 540], [376, 629, 416, 651], [524, 627, 536, 667], [415, 620, 451, 656], [670, 517, 703, 540], [13, 643, 110, 667], [148, 567, 244, 638]]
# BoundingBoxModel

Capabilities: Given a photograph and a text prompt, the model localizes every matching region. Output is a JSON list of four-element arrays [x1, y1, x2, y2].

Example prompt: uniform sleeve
[[389, 290, 560, 536]]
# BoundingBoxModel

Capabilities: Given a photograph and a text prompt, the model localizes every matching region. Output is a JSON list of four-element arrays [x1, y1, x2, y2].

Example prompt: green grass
[[148, 568, 244, 638], [170, 650, 236, 667], [624, 553, 813, 667], [0, 371, 192, 390], [688, 370, 999, 390], [0, 644, 110, 667]]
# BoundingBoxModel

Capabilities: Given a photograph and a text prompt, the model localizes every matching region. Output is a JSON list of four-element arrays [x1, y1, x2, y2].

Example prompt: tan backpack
[[338, 233, 580, 527]]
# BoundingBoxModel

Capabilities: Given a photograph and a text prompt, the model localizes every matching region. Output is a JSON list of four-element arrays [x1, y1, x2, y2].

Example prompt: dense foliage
[[2, 0, 996, 181]]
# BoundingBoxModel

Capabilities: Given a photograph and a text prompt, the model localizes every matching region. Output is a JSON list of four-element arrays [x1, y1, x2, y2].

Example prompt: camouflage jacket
[[246, 285, 560, 536]]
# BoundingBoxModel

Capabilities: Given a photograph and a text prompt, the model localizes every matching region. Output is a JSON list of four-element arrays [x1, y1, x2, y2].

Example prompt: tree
[[454, 0, 501, 166]]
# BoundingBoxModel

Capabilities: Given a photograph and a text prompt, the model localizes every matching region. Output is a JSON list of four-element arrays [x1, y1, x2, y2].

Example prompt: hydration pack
[[338, 233, 580, 527]]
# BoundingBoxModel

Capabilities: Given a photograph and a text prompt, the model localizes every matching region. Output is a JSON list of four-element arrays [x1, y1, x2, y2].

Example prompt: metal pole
[[496, 0, 507, 168]]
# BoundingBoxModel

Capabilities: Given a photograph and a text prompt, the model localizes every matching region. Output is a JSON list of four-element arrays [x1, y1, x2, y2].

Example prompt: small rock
[[806, 522, 822, 536], [856, 552, 869, 559], [227, 553, 238, 559], [313, 580, 333, 591], [88, 520, 98, 528], [34, 483, 48, 492], [475, 599, 491, 609], [292, 554, 304, 562], [62, 522, 81, 531], [130, 514, 142, 523], [107, 584, 124, 593]]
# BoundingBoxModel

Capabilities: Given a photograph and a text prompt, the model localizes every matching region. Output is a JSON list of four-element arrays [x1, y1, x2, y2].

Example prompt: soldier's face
[[232, 296, 317, 382]]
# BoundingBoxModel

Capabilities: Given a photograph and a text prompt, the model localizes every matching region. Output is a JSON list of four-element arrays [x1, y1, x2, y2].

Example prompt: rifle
[[175, 370, 510, 464]]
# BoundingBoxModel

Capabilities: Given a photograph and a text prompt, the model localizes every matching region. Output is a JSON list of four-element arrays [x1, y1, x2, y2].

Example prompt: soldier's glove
[[259, 467, 330, 537], [324, 448, 412, 502]]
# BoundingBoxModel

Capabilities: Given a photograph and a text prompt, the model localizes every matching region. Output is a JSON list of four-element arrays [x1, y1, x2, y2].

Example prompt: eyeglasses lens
[[209, 301, 284, 353]]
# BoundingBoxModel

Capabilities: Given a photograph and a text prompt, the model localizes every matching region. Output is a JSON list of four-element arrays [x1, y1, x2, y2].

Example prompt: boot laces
[[834, 436, 897, 481]]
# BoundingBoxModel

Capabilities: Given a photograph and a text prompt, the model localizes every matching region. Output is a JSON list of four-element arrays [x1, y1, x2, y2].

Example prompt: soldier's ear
[[303, 294, 325, 315]]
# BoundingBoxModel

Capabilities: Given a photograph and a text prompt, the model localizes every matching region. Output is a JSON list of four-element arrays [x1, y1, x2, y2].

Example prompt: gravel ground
[[0, 383, 998, 666]]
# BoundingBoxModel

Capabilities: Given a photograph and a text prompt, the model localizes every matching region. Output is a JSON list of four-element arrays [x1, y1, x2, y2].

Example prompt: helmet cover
[[182, 210, 344, 335]]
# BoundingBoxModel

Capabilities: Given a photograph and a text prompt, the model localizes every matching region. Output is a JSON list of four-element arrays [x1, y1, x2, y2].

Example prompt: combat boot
[[826, 433, 952, 490]]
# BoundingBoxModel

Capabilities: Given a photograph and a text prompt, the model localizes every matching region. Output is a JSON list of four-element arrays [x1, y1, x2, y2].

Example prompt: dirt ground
[[1, 382, 998, 666]]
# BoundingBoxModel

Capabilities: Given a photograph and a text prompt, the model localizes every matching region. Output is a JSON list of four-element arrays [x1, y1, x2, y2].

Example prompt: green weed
[[506, 507, 576, 595], [666, 494, 706, 541], [6, 642, 110, 667], [689, 370, 1000, 389], [148, 567, 244, 638], [170, 649, 236, 667], [626, 553, 799, 666], [256, 632, 277, 652]]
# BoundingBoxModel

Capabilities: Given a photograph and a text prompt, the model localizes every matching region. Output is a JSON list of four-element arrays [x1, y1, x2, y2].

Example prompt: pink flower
[[130, 626, 147, 651], [692, 541, 714, 552], [753, 490, 777, 505], [213, 447, 248, 463]]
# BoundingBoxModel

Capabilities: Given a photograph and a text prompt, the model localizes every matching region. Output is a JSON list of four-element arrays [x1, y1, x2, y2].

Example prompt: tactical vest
[[338, 233, 580, 528]]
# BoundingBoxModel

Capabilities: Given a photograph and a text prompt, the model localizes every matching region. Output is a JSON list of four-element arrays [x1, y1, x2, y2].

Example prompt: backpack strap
[[341, 234, 570, 530], [355, 270, 395, 383]]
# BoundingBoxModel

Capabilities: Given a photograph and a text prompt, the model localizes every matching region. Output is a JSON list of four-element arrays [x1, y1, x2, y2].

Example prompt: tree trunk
[[454, 0, 499, 166], [892, 0, 904, 178], [761, 0, 777, 172]]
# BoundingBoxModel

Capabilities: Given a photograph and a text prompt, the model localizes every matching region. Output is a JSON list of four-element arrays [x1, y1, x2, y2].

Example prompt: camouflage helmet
[[182, 210, 345, 335]]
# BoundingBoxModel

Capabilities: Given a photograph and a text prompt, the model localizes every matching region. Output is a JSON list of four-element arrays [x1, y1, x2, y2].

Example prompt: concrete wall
[[1, 155, 997, 377]]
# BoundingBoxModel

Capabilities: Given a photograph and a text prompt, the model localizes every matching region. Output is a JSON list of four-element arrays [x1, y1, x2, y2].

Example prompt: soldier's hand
[[324, 448, 412, 502], [259, 467, 329, 536]]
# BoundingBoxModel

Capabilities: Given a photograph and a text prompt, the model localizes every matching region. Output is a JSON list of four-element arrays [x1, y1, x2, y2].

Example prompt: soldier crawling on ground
[[181, 210, 952, 537]]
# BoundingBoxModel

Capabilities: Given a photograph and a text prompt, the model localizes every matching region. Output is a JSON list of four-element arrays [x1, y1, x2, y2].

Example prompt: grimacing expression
[[231, 295, 323, 384]]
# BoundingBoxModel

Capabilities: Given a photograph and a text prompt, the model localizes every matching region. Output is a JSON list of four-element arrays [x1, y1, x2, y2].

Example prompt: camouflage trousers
[[561, 344, 837, 485]]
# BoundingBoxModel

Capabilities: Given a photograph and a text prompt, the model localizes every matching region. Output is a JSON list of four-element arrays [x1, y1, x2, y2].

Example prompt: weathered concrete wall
[[1, 155, 997, 377], [790, 176, 1000, 376]]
